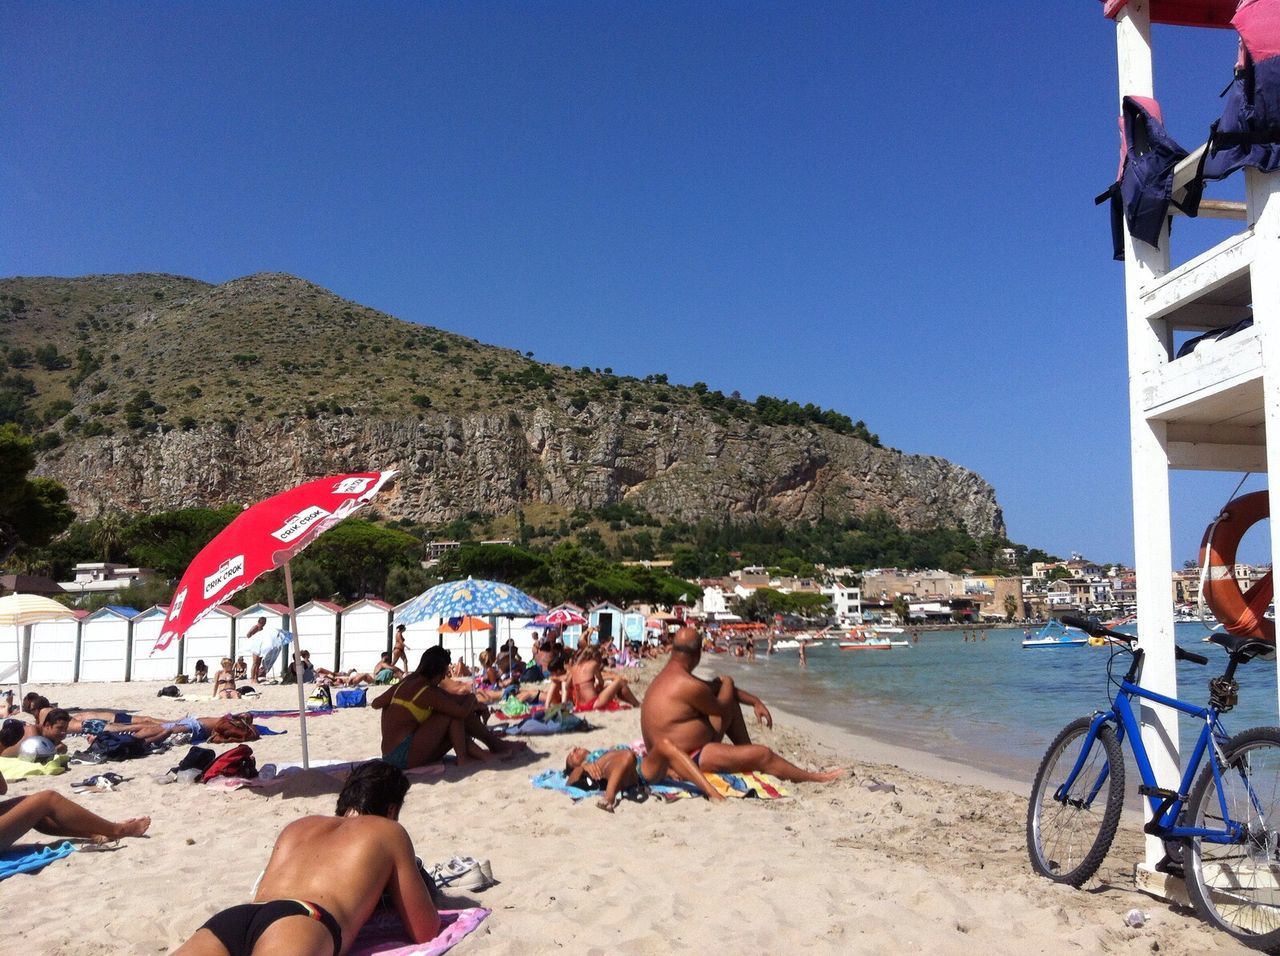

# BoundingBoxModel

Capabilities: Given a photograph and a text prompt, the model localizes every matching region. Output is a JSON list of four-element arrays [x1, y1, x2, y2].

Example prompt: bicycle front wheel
[[1184, 726, 1280, 952], [1026, 715, 1125, 887]]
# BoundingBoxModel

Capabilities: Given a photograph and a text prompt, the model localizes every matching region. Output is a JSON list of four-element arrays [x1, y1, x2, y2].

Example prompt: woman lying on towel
[[317, 654, 404, 687], [0, 770, 150, 849], [564, 741, 726, 812], [371, 647, 519, 770]]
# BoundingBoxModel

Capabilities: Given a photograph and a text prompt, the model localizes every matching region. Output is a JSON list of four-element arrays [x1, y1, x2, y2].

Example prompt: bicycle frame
[[1057, 655, 1246, 846]]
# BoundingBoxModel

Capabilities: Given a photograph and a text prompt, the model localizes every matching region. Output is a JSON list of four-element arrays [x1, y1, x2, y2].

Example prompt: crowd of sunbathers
[[0, 621, 846, 954]]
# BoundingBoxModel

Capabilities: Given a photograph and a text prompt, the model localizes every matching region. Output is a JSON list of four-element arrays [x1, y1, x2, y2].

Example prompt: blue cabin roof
[[102, 605, 139, 618]]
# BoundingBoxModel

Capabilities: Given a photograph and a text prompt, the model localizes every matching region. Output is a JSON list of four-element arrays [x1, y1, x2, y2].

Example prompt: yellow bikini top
[[390, 683, 434, 723]]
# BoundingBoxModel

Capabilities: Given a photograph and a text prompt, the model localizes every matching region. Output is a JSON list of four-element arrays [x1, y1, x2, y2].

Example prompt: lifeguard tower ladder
[[1104, 0, 1280, 901]]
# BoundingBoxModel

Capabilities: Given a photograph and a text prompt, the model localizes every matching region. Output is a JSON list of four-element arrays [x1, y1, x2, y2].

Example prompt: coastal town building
[[57, 562, 157, 601]]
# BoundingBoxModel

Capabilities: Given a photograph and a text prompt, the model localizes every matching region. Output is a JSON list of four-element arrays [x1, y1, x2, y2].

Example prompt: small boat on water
[[1021, 619, 1088, 649], [867, 624, 905, 636], [838, 627, 909, 651]]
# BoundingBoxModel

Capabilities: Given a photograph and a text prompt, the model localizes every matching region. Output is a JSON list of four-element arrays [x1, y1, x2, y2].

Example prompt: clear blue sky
[[0, 2, 1265, 565]]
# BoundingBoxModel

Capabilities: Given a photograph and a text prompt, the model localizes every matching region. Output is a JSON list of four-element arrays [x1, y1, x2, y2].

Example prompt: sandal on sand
[[78, 840, 122, 852], [71, 772, 127, 792]]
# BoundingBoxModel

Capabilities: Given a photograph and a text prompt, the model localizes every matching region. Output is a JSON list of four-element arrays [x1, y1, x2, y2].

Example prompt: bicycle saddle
[[1208, 631, 1277, 661]]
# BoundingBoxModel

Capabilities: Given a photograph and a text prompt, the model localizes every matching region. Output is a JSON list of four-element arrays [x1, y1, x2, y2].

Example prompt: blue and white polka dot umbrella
[[395, 577, 546, 625]]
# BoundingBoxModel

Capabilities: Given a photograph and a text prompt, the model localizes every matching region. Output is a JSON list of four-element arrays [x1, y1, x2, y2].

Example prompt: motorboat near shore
[[1021, 619, 1088, 648], [838, 627, 909, 651]]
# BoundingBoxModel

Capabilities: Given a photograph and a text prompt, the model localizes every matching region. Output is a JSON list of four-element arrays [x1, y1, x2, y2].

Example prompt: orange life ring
[[1199, 491, 1274, 643]]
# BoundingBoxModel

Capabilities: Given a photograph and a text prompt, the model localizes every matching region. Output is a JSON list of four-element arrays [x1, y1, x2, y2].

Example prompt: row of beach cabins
[[1, 598, 660, 686]]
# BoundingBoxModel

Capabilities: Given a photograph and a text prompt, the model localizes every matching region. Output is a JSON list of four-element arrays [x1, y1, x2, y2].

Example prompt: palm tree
[[1003, 593, 1019, 622], [90, 511, 128, 563]]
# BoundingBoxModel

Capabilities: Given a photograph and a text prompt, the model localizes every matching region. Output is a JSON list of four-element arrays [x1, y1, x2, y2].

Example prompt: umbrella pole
[[283, 561, 309, 769], [14, 623, 21, 706]]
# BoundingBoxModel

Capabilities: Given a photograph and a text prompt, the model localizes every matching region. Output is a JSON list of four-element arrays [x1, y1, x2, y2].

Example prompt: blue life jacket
[[1098, 96, 1201, 259], [1203, 0, 1280, 180]]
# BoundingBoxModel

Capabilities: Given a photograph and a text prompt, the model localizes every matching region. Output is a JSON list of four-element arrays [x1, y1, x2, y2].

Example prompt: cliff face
[[39, 405, 1005, 536], [1, 272, 1005, 537]]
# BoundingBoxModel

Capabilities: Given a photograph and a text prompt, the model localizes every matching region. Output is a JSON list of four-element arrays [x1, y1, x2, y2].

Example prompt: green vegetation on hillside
[[0, 425, 74, 563], [0, 273, 881, 450]]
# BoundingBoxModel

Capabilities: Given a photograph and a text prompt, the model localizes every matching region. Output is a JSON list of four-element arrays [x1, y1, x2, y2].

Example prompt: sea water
[[710, 623, 1280, 783]]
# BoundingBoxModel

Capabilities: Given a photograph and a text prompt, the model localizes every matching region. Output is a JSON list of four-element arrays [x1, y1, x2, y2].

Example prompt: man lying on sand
[[19, 694, 165, 734], [1, 707, 71, 757], [175, 760, 439, 956], [0, 769, 150, 849], [640, 627, 845, 784], [565, 740, 726, 812]]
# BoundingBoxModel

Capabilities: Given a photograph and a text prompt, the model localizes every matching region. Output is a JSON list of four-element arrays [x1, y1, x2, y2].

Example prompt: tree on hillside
[[436, 542, 544, 585], [0, 424, 75, 564], [123, 507, 240, 577], [304, 520, 421, 599], [91, 511, 128, 562]]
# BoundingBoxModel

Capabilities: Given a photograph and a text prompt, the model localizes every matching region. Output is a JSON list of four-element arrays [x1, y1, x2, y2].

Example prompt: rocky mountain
[[0, 273, 1005, 537]]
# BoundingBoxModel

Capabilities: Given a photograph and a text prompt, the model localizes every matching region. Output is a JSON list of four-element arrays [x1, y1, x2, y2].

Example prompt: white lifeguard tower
[[1102, 0, 1280, 900]]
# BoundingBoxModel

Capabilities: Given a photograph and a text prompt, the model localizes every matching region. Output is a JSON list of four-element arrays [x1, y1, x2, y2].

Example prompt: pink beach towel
[[351, 907, 491, 956]]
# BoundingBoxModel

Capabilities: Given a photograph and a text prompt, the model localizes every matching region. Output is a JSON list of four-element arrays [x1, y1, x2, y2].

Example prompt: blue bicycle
[[1026, 614, 1280, 951]]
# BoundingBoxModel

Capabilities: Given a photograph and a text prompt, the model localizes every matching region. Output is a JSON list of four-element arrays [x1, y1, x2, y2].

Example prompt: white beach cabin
[[394, 609, 441, 669], [492, 616, 536, 663], [339, 599, 392, 672], [130, 605, 180, 682], [621, 608, 646, 646], [183, 604, 237, 681], [78, 605, 137, 682], [294, 600, 342, 672], [588, 602, 624, 645], [235, 603, 290, 679], [25, 612, 84, 684]]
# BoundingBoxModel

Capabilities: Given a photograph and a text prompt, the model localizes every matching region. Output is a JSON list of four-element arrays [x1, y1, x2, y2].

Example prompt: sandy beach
[[2, 669, 1253, 956]]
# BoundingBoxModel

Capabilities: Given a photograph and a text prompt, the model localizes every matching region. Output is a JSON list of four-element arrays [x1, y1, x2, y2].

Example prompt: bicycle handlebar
[[1058, 615, 1209, 666]]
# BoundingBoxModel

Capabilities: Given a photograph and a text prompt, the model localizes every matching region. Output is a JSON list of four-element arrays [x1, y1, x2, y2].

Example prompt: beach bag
[[208, 714, 259, 744], [201, 744, 258, 783], [157, 684, 181, 697], [335, 688, 367, 708], [174, 745, 216, 775], [88, 731, 151, 761]]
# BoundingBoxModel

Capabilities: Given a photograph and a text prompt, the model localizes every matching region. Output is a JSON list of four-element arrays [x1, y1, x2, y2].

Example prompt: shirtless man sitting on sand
[[640, 627, 845, 783], [175, 760, 439, 956]]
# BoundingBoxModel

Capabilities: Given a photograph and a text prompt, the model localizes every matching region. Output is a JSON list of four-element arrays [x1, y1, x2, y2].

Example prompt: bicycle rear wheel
[[1184, 726, 1280, 952], [1026, 715, 1125, 887]]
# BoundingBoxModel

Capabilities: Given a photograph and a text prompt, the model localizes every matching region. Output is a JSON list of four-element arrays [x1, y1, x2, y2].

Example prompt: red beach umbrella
[[545, 607, 587, 627], [157, 470, 396, 767]]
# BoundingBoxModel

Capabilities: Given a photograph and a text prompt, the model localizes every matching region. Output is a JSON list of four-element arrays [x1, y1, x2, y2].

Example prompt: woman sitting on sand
[[371, 647, 516, 769], [213, 658, 241, 699], [567, 647, 640, 712], [0, 770, 150, 849]]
